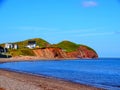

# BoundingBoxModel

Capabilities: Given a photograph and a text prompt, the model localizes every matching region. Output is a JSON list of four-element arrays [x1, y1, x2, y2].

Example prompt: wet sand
[[0, 69, 103, 90], [0, 56, 78, 63], [0, 56, 48, 63]]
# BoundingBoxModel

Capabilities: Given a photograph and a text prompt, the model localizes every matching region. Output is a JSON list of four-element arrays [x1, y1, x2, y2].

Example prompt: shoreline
[[0, 56, 97, 63], [0, 57, 102, 90], [0, 56, 83, 63], [0, 69, 103, 90]]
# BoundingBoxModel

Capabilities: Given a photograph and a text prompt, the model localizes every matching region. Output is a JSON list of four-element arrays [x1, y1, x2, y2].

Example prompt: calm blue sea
[[0, 58, 120, 90]]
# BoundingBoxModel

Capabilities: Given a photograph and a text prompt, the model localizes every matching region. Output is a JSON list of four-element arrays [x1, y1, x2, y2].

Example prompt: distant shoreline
[[0, 69, 103, 90], [1, 57, 120, 63], [0, 56, 93, 63]]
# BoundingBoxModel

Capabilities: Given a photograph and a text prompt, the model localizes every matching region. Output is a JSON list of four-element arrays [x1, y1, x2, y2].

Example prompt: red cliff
[[33, 47, 67, 59], [33, 46, 98, 59], [67, 46, 98, 59]]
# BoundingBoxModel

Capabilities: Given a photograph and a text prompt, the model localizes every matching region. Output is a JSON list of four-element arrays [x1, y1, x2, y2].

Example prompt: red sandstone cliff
[[67, 46, 98, 59], [33, 47, 67, 59], [33, 46, 98, 59]]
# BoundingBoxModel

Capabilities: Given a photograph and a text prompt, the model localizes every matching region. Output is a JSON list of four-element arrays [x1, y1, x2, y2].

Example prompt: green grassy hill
[[0, 38, 50, 57], [0, 38, 97, 57], [50, 40, 97, 53], [9, 48, 35, 57], [50, 40, 79, 52], [11, 38, 50, 56], [14, 38, 50, 49]]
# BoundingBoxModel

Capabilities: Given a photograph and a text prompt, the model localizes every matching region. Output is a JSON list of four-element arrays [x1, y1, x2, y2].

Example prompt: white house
[[14, 44, 18, 49], [5, 43, 18, 49], [5, 43, 13, 49], [26, 41, 36, 49]]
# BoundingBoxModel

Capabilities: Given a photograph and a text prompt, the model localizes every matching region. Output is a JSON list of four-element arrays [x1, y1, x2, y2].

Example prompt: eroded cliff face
[[67, 46, 98, 59], [33, 47, 67, 59], [33, 46, 98, 59]]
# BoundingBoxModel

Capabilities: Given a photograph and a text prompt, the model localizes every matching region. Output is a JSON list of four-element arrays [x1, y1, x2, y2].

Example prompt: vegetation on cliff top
[[14, 38, 50, 49], [79, 44, 97, 54], [51, 40, 80, 52], [9, 48, 35, 57], [0, 38, 50, 57], [0, 38, 97, 57]]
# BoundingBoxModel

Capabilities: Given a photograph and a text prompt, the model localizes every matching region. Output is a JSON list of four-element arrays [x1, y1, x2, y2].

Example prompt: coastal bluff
[[0, 38, 98, 59], [33, 46, 98, 59]]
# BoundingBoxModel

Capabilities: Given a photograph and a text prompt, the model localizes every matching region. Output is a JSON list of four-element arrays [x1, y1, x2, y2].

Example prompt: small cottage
[[27, 41, 36, 49], [5, 43, 18, 49]]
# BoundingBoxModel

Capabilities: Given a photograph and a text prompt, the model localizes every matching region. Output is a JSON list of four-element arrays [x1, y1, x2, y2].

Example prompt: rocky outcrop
[[33, 46, 98, 59], [67, 46, 98, 59]]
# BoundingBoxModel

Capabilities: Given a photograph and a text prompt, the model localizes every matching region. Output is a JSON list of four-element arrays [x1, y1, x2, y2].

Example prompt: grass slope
[[9, 48, 35, 57], [14, 38, 50, 49], [51, 40, 80, 52], [51, 40, 97, 54], [0, 38, 50, 57], [0, 38, 97, 57]]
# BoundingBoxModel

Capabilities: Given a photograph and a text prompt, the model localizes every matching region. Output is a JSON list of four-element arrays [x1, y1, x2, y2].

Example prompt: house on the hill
[[5, 43, 18, 49], [26, 41, 36, 49], [14, 44, 18, 49]]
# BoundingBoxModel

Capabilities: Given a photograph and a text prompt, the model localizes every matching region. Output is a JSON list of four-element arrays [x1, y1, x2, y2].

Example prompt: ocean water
[[0, 58, 120, 90]]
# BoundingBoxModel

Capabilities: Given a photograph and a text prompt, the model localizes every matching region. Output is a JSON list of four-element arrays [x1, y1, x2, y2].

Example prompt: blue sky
[[0, 0, 120, 57]]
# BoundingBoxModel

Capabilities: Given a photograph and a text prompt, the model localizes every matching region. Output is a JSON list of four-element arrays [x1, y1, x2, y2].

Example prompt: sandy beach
[[0, 56, 79, 63], [0, 69, 103, 90], [0, 57, 103, 90], [0, 56, 47, 63]]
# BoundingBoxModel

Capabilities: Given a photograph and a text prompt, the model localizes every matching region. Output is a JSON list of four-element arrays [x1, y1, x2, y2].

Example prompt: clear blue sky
[[0, 0, 120, 57]]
